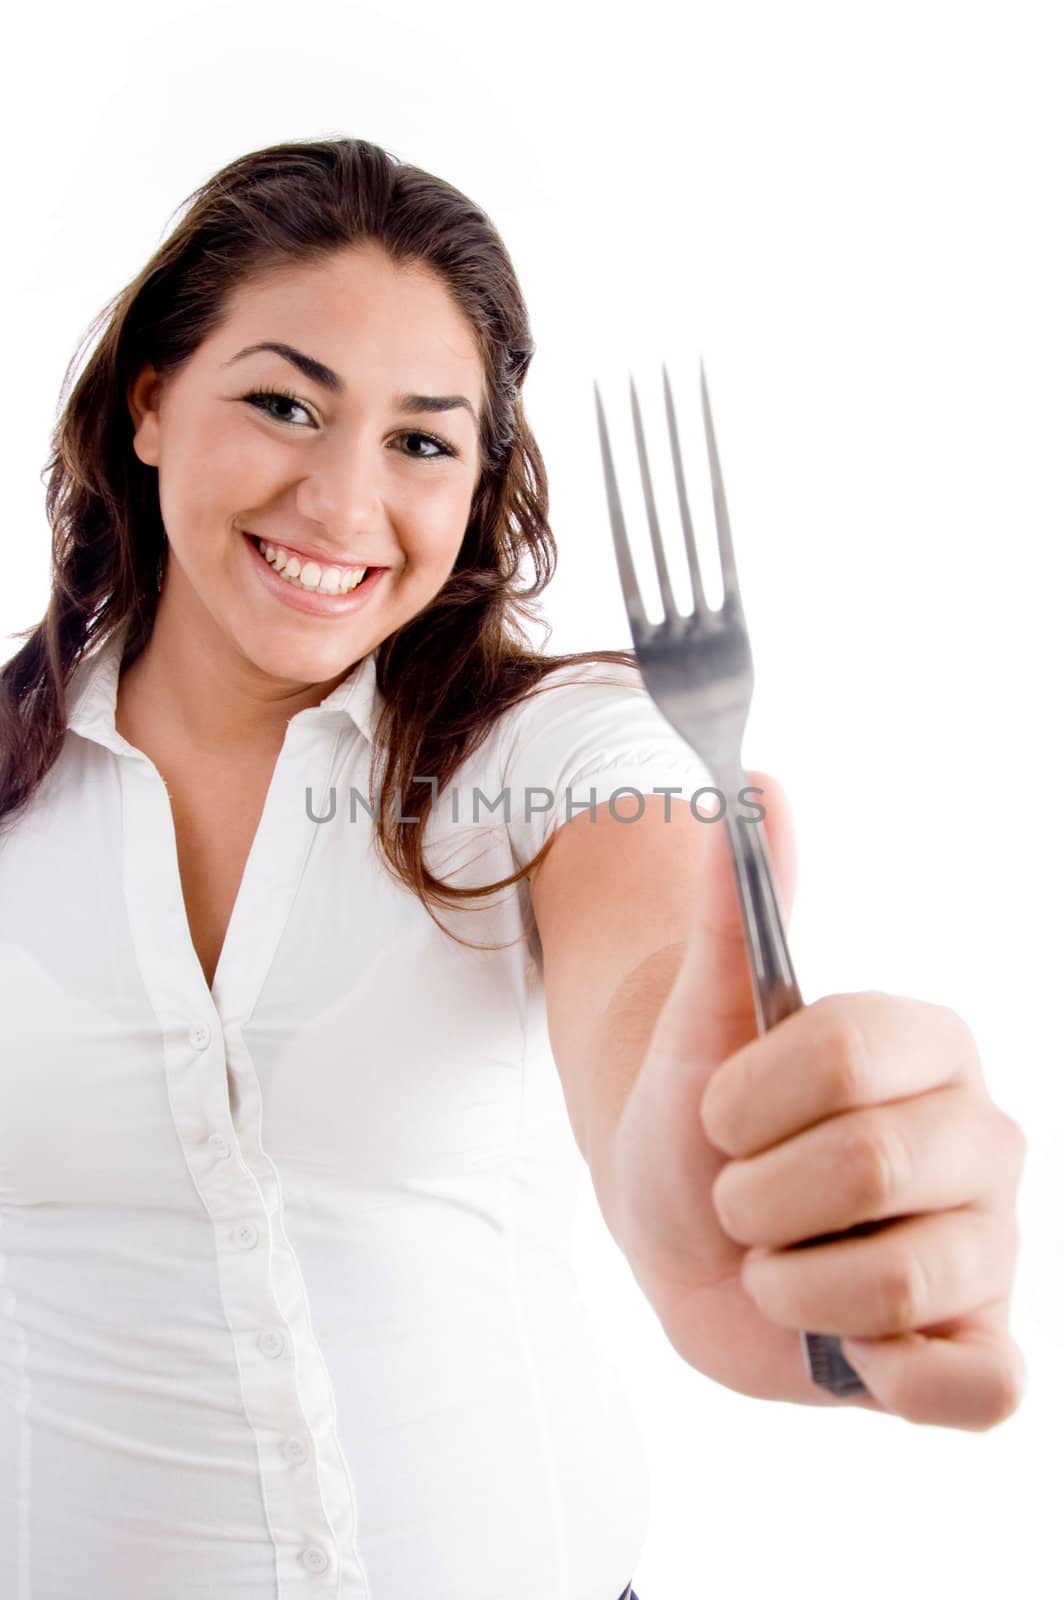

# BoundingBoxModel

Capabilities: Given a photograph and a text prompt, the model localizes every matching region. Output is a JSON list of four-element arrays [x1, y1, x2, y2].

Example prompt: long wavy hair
[[0, 136, 636, 946]]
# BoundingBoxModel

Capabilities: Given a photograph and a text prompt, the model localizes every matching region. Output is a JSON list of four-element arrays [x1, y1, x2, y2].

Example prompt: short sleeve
[[501, 662, 714, 870]]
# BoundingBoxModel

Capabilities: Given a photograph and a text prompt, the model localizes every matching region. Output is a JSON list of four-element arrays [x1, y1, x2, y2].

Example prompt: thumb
[[614, 769, 800, 1297], [652, 768, 799, 1076]]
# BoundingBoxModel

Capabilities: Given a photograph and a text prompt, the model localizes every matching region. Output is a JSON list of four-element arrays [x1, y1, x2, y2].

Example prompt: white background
[[3, 2, 1061, 1595]]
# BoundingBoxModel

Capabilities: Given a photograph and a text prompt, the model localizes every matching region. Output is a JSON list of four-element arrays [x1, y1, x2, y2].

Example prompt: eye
[[241, 390, 459, 462], [396, 430, 458, 462], [242, 387, 315, 427]]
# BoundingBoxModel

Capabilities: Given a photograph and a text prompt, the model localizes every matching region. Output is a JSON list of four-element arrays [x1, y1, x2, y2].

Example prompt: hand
[[610, 772, 1028, 1431]]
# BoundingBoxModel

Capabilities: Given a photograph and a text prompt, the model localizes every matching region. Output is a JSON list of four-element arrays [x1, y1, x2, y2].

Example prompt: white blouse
[[0, 617, 712, 1600]]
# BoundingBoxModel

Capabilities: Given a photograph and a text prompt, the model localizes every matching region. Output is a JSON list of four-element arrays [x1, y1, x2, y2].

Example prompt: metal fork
[[594, 358, 871, 1400]]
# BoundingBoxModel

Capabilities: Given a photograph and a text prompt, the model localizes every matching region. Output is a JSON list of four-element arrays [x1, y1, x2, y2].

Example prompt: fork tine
[[662, 362, 711, 620], [698, 355, 743, 613], [629, 374, 678, 623], [594, 382, 648, 635]]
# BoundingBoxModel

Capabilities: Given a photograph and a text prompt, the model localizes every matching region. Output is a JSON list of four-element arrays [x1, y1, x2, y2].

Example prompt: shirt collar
[[64, 615, 384, 756]]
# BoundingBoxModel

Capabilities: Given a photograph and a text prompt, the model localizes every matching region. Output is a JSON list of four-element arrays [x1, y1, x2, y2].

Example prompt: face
[[127, 243, 486, 696]]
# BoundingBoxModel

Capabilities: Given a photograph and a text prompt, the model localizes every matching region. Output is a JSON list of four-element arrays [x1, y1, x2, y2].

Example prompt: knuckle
[[875, 1250, 926, 1332], [937, 1000, 977, 1047], [937, 1003, 989, 1091], [980, 1106, 1028, 1195], [977, 1344, 1027, 1430], [948, 1006, 984, 1072], [839, 1121, 902, 1212], [817, 1002, 870, 1105]]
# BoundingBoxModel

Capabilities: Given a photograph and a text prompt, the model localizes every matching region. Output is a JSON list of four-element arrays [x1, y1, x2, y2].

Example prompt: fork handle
[[721, 795, 870, 1400]]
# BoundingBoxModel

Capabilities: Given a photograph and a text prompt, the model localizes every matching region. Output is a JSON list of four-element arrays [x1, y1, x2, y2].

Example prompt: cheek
[[400, 491, 473, 571], [157, 417, 259, 541]]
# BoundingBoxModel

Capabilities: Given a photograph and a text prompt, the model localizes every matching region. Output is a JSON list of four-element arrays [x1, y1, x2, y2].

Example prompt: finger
[[740, 1207, 1019, 1341], [701, 990, 985, 1158], [614, 772, 800, 1295], [713, 1087, 1025, 1247], [842, 1314, 1028, 1431], [647, 769, 798, 1079]]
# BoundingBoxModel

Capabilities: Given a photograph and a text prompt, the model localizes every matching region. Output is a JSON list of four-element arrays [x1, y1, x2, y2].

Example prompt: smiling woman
[[0, 137, 712, 1599], [121, 242, 492, 713], [0, 137, 640, 933]]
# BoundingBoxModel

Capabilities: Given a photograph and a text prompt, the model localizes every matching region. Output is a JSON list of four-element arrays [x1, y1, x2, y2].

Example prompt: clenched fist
[[608, 773, 1027, 1432]]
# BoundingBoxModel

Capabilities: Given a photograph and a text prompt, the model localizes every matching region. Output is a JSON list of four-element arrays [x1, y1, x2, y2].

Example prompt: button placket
[[118, 738, 361, 1592]]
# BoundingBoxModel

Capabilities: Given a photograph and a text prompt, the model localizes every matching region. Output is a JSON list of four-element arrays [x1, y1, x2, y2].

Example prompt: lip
[[243, 531, 388, 616], [245, 530, 377, 572]]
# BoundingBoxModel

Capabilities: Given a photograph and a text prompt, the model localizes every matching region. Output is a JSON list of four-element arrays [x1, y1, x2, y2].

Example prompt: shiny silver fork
[[594, 359, 870, 1400]]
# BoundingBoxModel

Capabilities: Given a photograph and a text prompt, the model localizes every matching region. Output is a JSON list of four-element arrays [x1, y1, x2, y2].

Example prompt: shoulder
[[497, 658, 657, 761], [495, 657, 712, 868], [499, 655, 706, 778]]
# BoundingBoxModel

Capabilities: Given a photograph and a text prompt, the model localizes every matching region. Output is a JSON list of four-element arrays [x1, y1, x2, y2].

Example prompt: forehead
[[216, 246, 485, 391]]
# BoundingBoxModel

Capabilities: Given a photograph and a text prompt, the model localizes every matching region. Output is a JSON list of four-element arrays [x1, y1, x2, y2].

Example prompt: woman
[[0, 137, 1026, 1599]]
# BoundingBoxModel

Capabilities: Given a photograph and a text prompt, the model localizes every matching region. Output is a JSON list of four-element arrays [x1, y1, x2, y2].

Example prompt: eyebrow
[[222, 340, 479, 424]]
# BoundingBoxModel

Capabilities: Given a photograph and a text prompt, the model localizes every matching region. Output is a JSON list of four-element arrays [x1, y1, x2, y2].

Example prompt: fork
[[594, 358, 871, 1400]]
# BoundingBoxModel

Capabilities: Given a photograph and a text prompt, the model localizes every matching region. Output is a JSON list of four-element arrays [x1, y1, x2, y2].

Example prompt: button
[[300, 1546, 330, 1575], [258, 1329, 286, 1359], [282, 1436, 308, 1465], [207, 1134, 231, 1158], [189, 1024, 211, 1050], [234, 1222, 259, 1249]]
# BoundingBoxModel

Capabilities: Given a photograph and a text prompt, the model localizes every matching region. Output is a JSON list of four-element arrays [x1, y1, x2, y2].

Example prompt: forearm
[[581, 943, 687, 1248]]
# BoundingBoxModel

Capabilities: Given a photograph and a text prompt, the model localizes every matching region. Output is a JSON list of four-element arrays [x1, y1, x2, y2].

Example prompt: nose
[[294, 429, 386, 537]]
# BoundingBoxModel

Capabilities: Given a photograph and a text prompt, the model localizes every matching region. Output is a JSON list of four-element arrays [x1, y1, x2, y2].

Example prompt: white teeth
[[256, 539, 368, 594]]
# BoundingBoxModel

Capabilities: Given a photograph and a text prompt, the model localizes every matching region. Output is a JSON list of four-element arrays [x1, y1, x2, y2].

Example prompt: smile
[[243, 532, 388, 616], [254, 537, 370, 594]]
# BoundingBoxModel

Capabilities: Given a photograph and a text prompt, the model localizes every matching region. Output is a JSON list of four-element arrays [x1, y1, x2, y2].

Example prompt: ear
[[127, 363, 164, 468]]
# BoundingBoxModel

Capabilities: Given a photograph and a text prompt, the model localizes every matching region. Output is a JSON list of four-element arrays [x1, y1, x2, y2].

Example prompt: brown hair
[[0, 136, 637, 945]]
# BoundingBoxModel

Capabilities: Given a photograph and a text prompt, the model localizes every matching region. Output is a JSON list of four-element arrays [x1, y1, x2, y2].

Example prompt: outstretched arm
[[529, 775, 1027, 1430]]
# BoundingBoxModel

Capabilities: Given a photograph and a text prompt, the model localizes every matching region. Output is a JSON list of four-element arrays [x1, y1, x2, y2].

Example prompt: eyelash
[[240, 387, 459, 460]]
